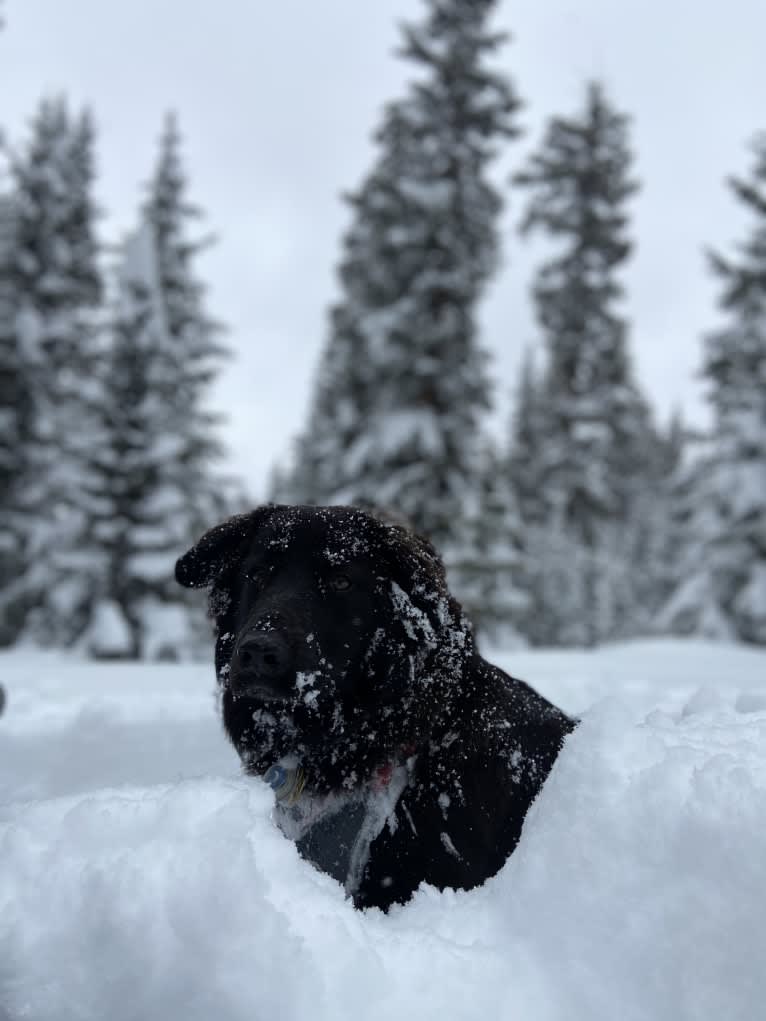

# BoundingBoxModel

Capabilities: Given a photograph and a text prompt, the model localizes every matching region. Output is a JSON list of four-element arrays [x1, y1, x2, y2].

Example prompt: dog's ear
[[175, 507, 272, 589], [381, 518, 474, 646], [381, 521, 448, 596], [371, 517, 474, 711]]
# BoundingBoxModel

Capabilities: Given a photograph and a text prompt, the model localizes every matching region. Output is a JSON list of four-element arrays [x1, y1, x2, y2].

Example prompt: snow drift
[[1, 642, 765, 1021]]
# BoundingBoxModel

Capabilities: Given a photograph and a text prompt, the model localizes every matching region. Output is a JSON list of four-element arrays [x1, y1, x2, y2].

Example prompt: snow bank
[[1, 643, 766, 1020], [0, 654, 233, 804]]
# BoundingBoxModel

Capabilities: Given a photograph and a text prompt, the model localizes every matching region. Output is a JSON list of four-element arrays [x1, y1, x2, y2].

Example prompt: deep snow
[[1, 640, 765, 1021]]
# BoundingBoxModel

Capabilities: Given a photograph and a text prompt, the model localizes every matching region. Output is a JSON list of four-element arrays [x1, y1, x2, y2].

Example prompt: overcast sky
[[2, 0, 765, 494]]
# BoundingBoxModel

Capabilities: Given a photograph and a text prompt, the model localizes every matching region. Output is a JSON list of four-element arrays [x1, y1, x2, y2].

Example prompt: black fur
[[176, 504, 574, 911]]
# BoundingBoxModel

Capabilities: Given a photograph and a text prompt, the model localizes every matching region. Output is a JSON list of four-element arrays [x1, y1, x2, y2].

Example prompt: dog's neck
[[264, 742, 418, 802], [266, 747, 418, 900]]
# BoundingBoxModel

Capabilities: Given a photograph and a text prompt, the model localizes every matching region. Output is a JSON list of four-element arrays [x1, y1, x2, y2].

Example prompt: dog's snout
[[238, 632, 290, 677], [230, 628, 295, 699]]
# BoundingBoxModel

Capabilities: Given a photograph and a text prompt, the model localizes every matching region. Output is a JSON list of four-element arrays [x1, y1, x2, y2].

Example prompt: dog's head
[[176, 504, 473, 791]]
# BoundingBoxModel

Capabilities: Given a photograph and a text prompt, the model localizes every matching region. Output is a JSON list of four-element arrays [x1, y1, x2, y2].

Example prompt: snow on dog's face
[[176, 504, 473, 793]]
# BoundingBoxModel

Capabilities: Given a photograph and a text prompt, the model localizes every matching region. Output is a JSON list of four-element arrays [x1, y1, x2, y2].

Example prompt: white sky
[[2, 0, 765, 495]]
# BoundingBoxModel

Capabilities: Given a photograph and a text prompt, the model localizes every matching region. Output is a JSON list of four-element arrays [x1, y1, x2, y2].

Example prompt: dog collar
[[264, 748, 416, 899], [263, 762, 307, 805], [370, 743, 417, 791], [264, 743, 417, 803]]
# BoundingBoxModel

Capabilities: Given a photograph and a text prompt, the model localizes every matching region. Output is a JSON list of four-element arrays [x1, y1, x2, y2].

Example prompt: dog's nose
[[231, 630, 293, 697], [238, 632, 290, 676]]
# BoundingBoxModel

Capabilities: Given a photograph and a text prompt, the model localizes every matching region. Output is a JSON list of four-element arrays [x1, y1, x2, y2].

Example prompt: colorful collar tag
[[263, 762, 306, 805]]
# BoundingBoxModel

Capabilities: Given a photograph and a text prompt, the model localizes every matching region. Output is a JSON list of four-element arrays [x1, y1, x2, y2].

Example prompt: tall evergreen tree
[[284, 0, 521, 550], [659, 135, 766, 643], [61, 116, 231, 658], [507, 347, 548, 529], [627, 409, 686, 631], [448, 440, 528, 647], [512, 81, 657, 645], [142, 112, 229, 548], [0, 192, 32, 644], [0, 98, 103, 643], [0, 14, 26, 641], [68, 225, 207, 658]]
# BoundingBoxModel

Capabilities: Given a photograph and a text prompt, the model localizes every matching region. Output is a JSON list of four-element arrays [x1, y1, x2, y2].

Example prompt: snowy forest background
[[1, 0, 765, 659]]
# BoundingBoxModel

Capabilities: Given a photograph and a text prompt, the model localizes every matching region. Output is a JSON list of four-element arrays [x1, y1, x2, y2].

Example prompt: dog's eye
[[244, 566, 270, 586], [328, 572, 353, 593]]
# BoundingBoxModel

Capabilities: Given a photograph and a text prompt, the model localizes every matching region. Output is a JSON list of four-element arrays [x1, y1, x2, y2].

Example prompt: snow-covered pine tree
[[59, 113, 232, 658], [68, 224, 209, 658], [1, 98, 103, 644], [0, 192, 33, 644], [285, 103, 429, 508], [142, 112, 229, 549], [623, 409, 686, 634], [507, 347, 550, 531], [505, 349, 562, 645], [512, 81, 656, 645], [447, 440, 528, 647], [284, 0, 521, 551], [658, 135, 766, 644]]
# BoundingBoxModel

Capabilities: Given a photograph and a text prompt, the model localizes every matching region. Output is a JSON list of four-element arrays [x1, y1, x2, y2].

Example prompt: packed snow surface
[[2, 641, 765, 1020]]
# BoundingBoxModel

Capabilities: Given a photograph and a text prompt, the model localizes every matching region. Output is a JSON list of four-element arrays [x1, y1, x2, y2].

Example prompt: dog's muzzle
[[229, 627, 295, 700]]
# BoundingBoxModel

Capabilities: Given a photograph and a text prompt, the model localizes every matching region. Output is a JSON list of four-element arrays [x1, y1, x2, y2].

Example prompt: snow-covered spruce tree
[[625, 409, 687, 635], [505, 349, 562, 645], [448, 440, 528, 647], [507, 347, 550, 532], [68, 225, 210, 658], [142, 113, 229, 548], [284, 0, 521, 552], [0, 192, 33, 645], [0, 99, 103, 644], [512, 81, 659, 646], [285, 103, 430, 508], [22, 114, 228, 658], [654, 431, 723, 636], [658, 135, 766, 644], [61, 115, 230, 658]]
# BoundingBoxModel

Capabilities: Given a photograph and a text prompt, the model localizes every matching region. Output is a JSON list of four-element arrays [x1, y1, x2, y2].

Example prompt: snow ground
[[1, 640, 765, 1021]]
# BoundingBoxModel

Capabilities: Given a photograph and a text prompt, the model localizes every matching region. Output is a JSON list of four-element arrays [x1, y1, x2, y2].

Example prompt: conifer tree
[[627, 409, 686, 630], [0, 193, 32, 644], [61, 117, 231, 658], [659, 135, 766, 643], [69, 225, 206, 657], [0, 98, 103, 643], [507, 348, 549, 529], [512, 81, 656, 645], [285, 0, 521, 550], [447, 441, 528, 647], [142, 113, 229, 548]]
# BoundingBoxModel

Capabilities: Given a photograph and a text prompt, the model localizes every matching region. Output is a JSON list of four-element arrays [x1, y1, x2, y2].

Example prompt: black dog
[[176, 504, 574, 911]]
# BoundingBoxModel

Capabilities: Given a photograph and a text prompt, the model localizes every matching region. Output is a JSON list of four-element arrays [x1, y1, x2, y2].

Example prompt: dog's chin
[[237, 700, 368, 793], [227, 667, 424, 794], [231, 685, 288, 707]]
